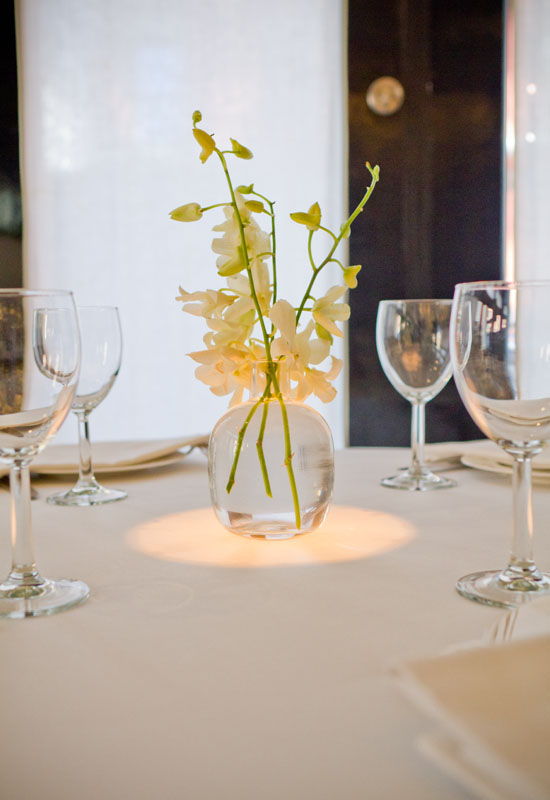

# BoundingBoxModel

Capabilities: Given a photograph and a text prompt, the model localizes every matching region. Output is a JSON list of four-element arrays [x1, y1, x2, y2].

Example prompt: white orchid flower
[[211, 193, 270, 277], [269, 300, 330, 366], [269, 299, 339, 402], [204, 309, 255, 347], [312, 286, 350, 338], [303, 357, 343, 402], [175, 288, 234, 318], [189, 342, 265, 406], [227, 259, 271, 315]]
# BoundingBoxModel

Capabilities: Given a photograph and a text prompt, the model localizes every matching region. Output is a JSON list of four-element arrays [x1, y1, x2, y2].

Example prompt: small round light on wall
[[526, 82, 537, 95], [525, 131, 536, 143], [366, 76, 405, 116]]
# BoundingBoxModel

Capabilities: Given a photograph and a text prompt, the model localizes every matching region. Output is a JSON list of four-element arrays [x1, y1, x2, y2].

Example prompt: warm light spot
[[526, 82, 537, 95], [127, 505, 416, 568], [525, 131, 536, 143], [401, 348, 422, 373]]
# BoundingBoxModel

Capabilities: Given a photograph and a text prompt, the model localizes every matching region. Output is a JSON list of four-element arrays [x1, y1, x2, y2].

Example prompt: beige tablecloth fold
[[396, 601, 550, 800]]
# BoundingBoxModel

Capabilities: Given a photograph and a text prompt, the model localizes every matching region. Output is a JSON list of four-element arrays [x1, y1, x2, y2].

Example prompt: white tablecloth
[[1, 447, 548, 800]]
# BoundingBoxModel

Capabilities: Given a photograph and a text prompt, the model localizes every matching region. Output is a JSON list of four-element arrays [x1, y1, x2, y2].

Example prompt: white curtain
[[16, 0, 348, 446], [504, 0, 550, 281]]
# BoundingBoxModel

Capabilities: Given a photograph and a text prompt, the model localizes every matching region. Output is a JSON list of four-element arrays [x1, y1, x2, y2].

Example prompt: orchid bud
[[169, 203, 203, 222], [343, 265, 362, 289], [230, 138, 253, 160], [290, 202, 321, 231], [245, 200, 265, 213]]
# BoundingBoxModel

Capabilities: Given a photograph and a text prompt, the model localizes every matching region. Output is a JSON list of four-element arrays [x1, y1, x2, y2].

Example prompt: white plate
[[461, 454, 550, 484], [0, 435, 210, 478]]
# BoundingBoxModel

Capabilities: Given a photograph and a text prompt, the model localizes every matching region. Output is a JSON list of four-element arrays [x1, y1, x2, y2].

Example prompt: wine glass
[[376, 299, 456, 490], [0, 290, 89, 618], [451, 280, 550, 608], [48, 306, 127, 506]]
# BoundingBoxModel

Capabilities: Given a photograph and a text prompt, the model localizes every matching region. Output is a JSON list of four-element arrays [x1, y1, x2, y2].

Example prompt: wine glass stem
[[76, 410, 95, 482], [509, 455, 536, 572], [410, 401, 426, 474], [8, 463, 41, 586]]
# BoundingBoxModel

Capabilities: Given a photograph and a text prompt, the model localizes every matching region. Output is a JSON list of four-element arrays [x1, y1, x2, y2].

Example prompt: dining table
[[1, 444, 549, 800]]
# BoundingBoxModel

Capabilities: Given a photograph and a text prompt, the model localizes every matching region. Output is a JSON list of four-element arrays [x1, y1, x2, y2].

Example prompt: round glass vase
[[208, 363, 334, 539]]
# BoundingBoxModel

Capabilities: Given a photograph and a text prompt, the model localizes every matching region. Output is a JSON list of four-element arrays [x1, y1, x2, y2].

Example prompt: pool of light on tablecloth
[[127, 505, 416, 568]]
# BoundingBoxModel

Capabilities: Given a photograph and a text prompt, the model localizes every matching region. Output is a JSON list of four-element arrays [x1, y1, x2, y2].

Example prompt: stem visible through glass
[[500, 455, 543, 587], [8, 463, 42, 589], [410, 401, 426, 476], [76, 411, 97, 487]]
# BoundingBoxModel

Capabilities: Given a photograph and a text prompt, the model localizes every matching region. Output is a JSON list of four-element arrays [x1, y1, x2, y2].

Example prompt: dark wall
[[0, 1, 22, 288], [348, 0, 503, 445]]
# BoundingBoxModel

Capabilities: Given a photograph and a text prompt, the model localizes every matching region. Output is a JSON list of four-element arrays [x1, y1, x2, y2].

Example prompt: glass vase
[[208, 363, 334, 539]]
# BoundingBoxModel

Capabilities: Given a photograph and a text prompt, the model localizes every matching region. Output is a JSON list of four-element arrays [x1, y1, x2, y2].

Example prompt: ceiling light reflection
[[127, 505, 415, 568]]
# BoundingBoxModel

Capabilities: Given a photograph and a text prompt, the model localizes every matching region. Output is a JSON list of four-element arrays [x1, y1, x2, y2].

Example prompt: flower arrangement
[[172, 111, 379, 528]]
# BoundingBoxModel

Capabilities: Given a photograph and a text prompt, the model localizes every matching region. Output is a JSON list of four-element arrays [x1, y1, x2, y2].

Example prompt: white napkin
[[396, 598, 550, 800]]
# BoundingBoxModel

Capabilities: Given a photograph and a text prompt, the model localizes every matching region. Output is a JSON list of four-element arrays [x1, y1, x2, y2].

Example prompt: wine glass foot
[[47, 484, 128, 506], [456, 569, 550, 609], [381, 469, 456, 491], [0, 577, 90, 618]]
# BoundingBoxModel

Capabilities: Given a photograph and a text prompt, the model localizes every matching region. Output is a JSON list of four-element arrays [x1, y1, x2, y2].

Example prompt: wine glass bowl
[[0, 290, 89, 618], [451, 280, 550, 607], [376, 299, 456, 490], [48, 305, 127, 507]]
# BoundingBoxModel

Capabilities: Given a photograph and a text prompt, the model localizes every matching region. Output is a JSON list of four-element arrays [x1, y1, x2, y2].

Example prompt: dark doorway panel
[[348, 0, 503, 445], [0, 1, 22, 288]]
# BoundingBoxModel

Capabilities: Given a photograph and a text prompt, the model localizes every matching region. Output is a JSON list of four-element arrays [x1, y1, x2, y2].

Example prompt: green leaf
[[193, 128, 216, 163], [236, 184, 254, 194], [230, 138, 253, 160], [169, 202, 203, 222], [245, 200, 265, 213]]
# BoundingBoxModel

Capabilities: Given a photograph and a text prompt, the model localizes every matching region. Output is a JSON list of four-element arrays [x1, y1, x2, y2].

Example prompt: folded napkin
[[0, 434, 210, 477], [396, 599, 550, 800]]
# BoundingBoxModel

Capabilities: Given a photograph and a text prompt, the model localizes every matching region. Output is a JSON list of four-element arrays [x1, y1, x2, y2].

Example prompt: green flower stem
[[256, 399, 272, 498], [217, 149, 300, 526], [307, 230, 315, 270], [269, 202, 278, 307], [340, 164, 379, 236], [252, 191, 278, 307], [274, 383, 301, 529], [295, 167, 379, 326], [318, 225, 338, 241], [216, 150, 272, 348], [200, 202, 230, 212], [225, 396, 265, 494]]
